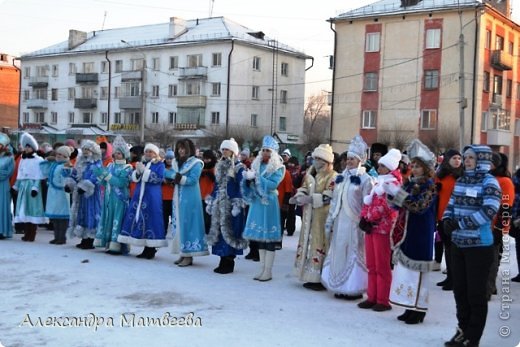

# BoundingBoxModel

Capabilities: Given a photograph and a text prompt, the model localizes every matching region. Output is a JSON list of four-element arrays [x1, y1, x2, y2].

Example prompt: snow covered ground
[[1, 226, 519, 347]]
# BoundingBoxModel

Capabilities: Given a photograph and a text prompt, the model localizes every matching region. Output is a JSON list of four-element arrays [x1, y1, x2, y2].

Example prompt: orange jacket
[[494, 176, 515, 233], [435, 175, 456, 221], [277, 169, 293, 206], [199, 167, 215, 200]]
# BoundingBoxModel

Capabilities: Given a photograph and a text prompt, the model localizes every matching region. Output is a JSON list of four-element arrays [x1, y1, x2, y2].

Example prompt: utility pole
[[459, 31, 466, 151]]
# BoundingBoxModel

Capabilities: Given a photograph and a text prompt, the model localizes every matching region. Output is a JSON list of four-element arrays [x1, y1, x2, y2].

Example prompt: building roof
[[22, 16, 308, 59], [333, 0, 482, 20]]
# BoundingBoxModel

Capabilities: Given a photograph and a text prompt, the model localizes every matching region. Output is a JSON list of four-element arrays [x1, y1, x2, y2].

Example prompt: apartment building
[[329, 0, 520, 164], [20, 17, 311, 145]]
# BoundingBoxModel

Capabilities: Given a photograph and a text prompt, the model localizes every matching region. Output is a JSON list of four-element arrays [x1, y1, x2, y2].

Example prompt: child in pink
[[358, 148, 402, 312]]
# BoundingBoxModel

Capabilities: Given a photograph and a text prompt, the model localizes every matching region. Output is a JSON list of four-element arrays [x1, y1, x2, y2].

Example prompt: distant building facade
[[20, 17, 311, 146], [0, 53, 20, 132], [330, 0, 520, 164]]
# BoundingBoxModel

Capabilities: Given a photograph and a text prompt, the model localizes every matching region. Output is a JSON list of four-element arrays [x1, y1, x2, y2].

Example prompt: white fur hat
[[282, 148, 291, 157], [347, 135, 368, 161], [21, 132, 38, 151], [56, 145, 73, 159], [378, 148, 401, 171], [220, 138, 239, 156], [144, 143, 160, 156], [312, 144, 334, 164]]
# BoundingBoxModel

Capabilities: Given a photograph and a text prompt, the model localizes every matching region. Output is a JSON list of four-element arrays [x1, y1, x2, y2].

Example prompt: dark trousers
[[202, 200, 211, 235], [434, 239, 443, 263], [280, 204, 296, 235], [451, 244, 494, 344], [162, 200, 172, 235], [52, 219, 69, 242], [441, 225, 453, 283]]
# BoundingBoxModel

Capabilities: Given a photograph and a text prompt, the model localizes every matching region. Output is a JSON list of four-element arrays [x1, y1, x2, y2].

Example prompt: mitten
[[359, 217, 373, 234], [78, 188, 85, 195], [31, 190, 38, 197], [64, 186, 72, 193], [174, 173, 183, 185], [231, 204, 241, 217], [443, 219, 459, 235]]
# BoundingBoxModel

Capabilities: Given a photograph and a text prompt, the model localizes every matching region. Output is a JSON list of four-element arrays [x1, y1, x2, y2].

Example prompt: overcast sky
[[1, 0, 519, 96]]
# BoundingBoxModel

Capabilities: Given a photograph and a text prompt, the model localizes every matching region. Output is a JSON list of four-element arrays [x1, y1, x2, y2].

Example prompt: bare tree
[[304, 93, 331, 149], [422, 126, 460, 155], [378, 121, 414, 151], [146, 123, 176, 148]]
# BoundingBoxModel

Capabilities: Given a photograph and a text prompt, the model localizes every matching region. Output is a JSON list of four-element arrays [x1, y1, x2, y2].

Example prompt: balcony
[[119, 96, 142, 109], [174, 123, 199, 130], [110, 123, 139, 131], [177, 95, 207, 108], [28, 76, 49, 87], [491, 50, 513, 71], [177, 67, 207, 80], [491, 94, 502, 107], [74, 98, 97, 109], [26, 99, 48, 109], [121, 70, 143, 81], [76, 73, 99, 84], [487, 129, 510, 146]]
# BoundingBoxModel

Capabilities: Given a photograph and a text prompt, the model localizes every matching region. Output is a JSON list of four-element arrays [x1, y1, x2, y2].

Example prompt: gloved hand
[[288, 196, 297, 205], [296, 194, 313, 206], [382, 182, 401, 196], [443, 219, 459, 235], [78, 188, 85, 195], [174, 173, 183, 185], [243, 169, 256, 181], [64, 186, 72, 193], [136, 162, 145, 175], [205, 202, 213, 215], [359, 217, 374, 234], [231, 204, 241, 217], [31, 190, 38, 197]]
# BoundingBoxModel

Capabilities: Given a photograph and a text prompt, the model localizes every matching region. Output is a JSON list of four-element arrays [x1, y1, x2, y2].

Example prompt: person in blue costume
[[118, 143, 167, 259], [95, 135, 133, 255], [241, 135, 285, 282], [206, 138, 248, 274], [13, 132, 48, 242], [40, 145, 73, 245], [0, 133, 15, 240], [168, 139, 209, 267], [64, 140, 103, 250]]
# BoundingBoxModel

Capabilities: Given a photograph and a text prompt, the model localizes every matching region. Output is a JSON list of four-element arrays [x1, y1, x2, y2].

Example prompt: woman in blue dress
[[206, 138, 248, 274], [241, 135, 285, 281], [118, 143, 167, 259], [168, 139, 209, 267], [0, 133, 14, 240]]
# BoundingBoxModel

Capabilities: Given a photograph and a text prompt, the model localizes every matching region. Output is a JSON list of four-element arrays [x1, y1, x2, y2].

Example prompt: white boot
[[254, 249, 267, 280], [258, 251, 275, 282]]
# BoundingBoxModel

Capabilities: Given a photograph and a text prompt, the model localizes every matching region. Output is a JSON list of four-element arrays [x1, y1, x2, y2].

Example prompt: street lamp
[[121, 40, 146, 144]]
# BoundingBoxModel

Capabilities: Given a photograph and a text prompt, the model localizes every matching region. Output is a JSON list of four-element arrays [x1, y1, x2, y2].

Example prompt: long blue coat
[[0, 155, 14, 238], [118, 159, 167, 248], [167, 156, 209, 257], [40, 160, 70, 219]]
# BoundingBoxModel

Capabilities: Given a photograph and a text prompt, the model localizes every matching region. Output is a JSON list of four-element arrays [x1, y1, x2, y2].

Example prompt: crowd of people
[[1, 131, 519, 346]]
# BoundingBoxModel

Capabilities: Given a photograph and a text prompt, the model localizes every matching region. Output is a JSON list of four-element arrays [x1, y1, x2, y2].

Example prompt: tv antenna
[[101, 11, 107, 31], [209, 0, 215, 17]]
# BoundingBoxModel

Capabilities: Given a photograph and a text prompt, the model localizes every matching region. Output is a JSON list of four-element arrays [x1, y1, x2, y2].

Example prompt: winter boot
[[404, 310, 425, 324], [25, 224, 37, 242], [245, 241, 259, 261], [145, 247, 157, 259], [258, 251, 275, 282], [137, 247, 152, 258], [215, 256, 235, 274], [177, 256, 193, 267], [397, 309, 413, 321], [174, 257, 185, 265], [76, 239, 87, 249], [444, 327, 465, 347], [213, 257, 225, 273], [254, 249, 267, 280], [83, 238, 95, 250]]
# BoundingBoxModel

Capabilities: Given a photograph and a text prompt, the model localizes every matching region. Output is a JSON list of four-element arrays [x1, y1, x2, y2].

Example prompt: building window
[[483, 71, 490, 93], [168, 84, 178, 97], [100, 87, 108, 100], [51, 112, 58, 124], [152, 57, 160, 71], [169, 56, 178, 69], [424, 70, 439, 89], [114, 86, 120, 99], [279, 116, 287, 132], [24, 67, 30, 78], [101, 112, 108, 124], [280, 90, 287, 104], [68, 88, 75, 100], [122, 82, 140, 97], [281, 63, 288, 76], [115, 60, 123, 73], [493, 75, 503, 95], [212, 53, 222, 67], [23, 90, 30, 101], [364, 73, 378, 91], [23, 112, 30, 123], [508, 42, 514, 55], [420, 110, 437, 130], [517, 83, 520, 100], [362, 110, 376, 129], [253, 56, 261, 71], [69, 112, 75, 124], [127, 112, 140, 124], [114, 112, 121, 124], [152, 85, 160, 98], [495, 35, 504, 51], [52, 64, 59, 77], [51, 88, 58, 101], [83, 62, 94, 73], [69, 63, 76, 75], [425, 28, 441, 49], [252, 86, 259, 100], [365, 32, 380, 52], [100, 61, 108, 73], [484, 110, 511, 130], [36, 65, 49, 77], [169, 112, 176, 124], [186, 81, 200, 95], [187, 54, 203, 68], [82, 112, 92, 124], [81, 86, 94, 98], [485, 30, 491, 49], [251, 114, 258, 127], [131, 59, 144, 71], [211, 83, 221, 96], [152, 112, 159, 124], [211, 112, 220, 124], [34, 88, 47, 100], [35, 112, 45, 123], [506, 79, 512, 98]]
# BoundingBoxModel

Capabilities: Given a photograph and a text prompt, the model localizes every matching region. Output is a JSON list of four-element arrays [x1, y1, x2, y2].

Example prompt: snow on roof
[[22, 17, 307, 58], [333, 0, 482, 20]]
